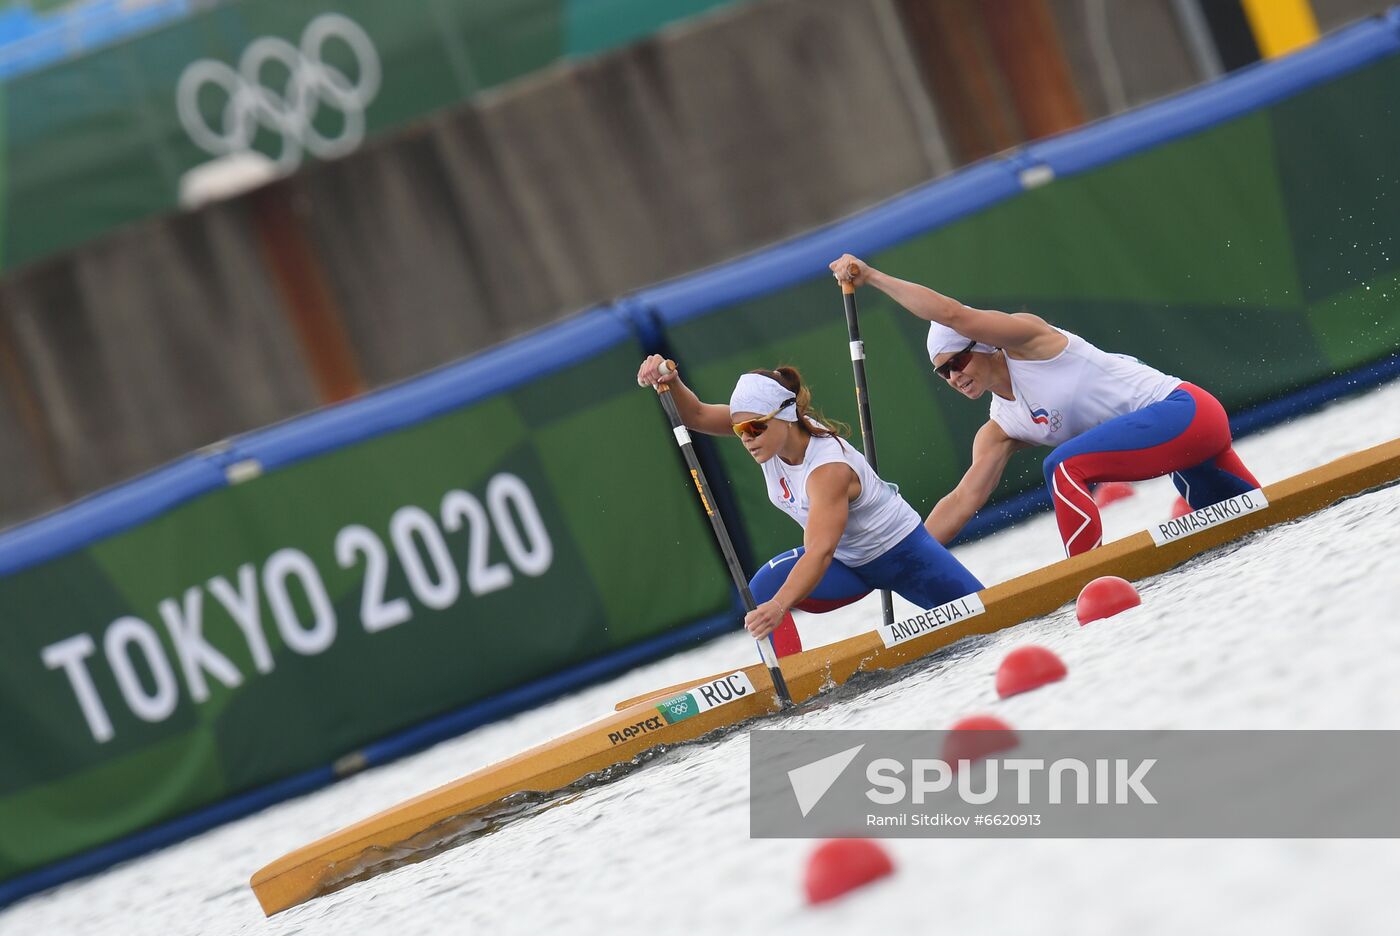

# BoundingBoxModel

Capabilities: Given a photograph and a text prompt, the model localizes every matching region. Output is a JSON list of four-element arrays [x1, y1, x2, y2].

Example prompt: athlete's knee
[[1046, 451, 1093, 494], [749, 548, 801, 601], [1184, 383, 1228, 421], [747, 568, 776, 603], [1179, 384, 1233, 450]]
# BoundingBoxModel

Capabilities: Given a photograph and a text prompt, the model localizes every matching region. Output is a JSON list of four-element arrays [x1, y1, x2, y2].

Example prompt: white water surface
[[3, 379, 1398, 936]]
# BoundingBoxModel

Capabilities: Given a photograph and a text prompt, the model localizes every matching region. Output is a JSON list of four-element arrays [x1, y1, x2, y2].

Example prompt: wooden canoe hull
[[252, 437, 1400, 916]]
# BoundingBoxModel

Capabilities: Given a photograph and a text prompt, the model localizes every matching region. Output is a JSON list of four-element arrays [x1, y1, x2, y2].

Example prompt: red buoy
[[1076, 575, 1141, 625], [804, 839, 894, 905], [943, 714, 1018, 765], [996, 646, 1067, 698], [1170, 496, 1193, 519], [1093, 481, 1136, 508]]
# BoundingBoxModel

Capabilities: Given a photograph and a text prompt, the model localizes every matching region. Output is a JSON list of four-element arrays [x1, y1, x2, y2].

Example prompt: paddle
[[643, 360, 793, 707], [838, 262, 896, 632]]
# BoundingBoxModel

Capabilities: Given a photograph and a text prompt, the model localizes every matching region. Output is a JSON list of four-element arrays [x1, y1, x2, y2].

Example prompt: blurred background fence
[[0, 0, 1393, 529], [2, 0, 1399, 907]]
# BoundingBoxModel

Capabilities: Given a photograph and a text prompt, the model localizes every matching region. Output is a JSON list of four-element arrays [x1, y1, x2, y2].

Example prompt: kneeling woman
[[829, 254, 1262, 557], [637, 355, 982, 657]]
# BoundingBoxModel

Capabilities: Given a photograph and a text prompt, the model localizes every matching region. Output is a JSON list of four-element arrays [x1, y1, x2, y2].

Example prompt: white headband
[[927, 322, 995, 361], [729, 373, 797, 421]]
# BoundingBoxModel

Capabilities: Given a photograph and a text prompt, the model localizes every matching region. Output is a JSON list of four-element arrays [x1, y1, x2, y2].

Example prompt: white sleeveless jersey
[[988, 329, 1181, 447], [760, 433, 921, 567]]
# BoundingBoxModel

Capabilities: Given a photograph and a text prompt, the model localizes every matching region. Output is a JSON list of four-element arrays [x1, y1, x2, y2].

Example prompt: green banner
[[0, 0, 743, 272], [659, 54, 1400, 565], [0, 329, 733, 880]]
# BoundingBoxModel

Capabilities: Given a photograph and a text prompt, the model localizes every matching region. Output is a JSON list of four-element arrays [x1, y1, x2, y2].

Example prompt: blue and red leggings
[[748, 524, 983, 658], [1042, 383, 1260, 556]]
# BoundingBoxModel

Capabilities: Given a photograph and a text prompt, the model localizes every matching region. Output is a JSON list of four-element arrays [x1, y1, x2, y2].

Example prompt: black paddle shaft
[[841, 288, 881, 473], [653, 380, 793, 706], [840, 270, 896, 630]]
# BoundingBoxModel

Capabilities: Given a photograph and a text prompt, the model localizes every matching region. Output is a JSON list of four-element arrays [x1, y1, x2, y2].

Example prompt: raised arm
[[925, 420, 1026, 544], [742, 462, 854, 639], [636, 355, 732, 435], [830, 254, 1062, 357]]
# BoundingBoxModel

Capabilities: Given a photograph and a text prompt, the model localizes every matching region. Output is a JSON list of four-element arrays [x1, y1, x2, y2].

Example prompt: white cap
[[927, 322, 995, 361], [729, 373, 797, 420]]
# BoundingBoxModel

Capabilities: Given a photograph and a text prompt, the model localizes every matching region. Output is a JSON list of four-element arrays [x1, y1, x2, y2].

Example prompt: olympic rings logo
[[175, 13, 381, 171]]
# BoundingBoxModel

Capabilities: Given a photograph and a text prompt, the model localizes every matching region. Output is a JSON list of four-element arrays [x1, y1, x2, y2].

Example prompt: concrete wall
[[297, 0, 948, 387], [0, 202, 318, 522], [0, 0, 1382, 530], [0, 0, 947, 526], [1052, 0, 1205, 118], [1314, 0, 1395, 31]]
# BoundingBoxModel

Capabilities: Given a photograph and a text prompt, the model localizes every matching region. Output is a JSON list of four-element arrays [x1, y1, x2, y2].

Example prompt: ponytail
[[748, 366, 851, 441]]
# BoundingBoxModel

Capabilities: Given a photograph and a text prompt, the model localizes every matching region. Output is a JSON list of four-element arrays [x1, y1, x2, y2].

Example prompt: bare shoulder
[[809, 459, 858, 486], [1005, 312, 1066, 360], [1009, 311, 1051, 328], [808, 458, 860, 501]]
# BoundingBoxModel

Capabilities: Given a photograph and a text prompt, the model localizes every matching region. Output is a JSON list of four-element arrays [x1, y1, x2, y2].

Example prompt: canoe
[[252, 437, 1400, 916]]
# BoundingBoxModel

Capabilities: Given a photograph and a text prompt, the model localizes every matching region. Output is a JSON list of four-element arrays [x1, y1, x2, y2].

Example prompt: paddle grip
[[840, 261, 860, 295], [637, 358, 677, 390]]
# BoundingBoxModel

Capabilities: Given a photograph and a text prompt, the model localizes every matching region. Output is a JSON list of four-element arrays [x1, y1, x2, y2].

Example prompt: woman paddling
[[829, 254, 1261, 557], [637, 356, 982, 657]]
